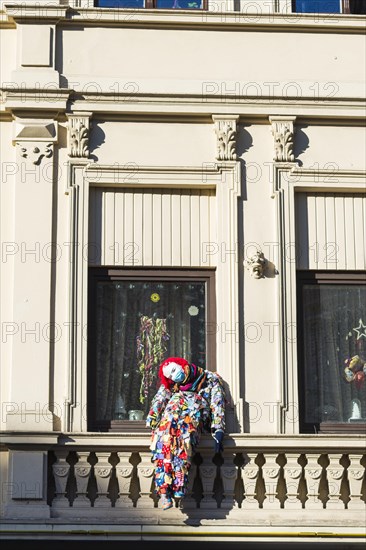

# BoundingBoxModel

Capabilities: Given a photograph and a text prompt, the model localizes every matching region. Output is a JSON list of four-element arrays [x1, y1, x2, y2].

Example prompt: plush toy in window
[[146, 356, 226, 510], [343, 354, 366, 389]]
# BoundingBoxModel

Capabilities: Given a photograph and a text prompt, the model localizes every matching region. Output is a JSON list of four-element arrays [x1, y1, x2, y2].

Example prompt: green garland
[[136, 315, 170, 404]]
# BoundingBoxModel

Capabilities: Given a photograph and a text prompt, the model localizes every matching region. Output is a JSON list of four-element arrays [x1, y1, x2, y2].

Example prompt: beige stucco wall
[[59, 26, 366, 98], [0, 6, 365, 436]]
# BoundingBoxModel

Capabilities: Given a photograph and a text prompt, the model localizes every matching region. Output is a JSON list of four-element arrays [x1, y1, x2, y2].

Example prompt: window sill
[[318, 422, 366, 434], [88, 421, 150, 433]]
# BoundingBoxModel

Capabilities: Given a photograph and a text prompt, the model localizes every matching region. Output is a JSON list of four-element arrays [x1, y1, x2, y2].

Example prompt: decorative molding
[[67, 113, 92, 158], [212, 115, 239, 161], [270, 116, 296, 162], [17, 142, 53, 165], [13, 118, 57, 143], [65, 161, 242, 433], [245, 249, 267, 279], [4, 5, 365, 34], [13, 118, 57, 167], [271, 165, 366, 434]]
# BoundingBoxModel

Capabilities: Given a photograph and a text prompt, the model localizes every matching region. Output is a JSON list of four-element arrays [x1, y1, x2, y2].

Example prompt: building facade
[[0, 0, 365, 544]]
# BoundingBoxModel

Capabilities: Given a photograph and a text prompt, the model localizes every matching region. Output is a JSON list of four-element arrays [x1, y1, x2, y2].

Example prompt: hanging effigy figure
[[146, 356, 226, 510]]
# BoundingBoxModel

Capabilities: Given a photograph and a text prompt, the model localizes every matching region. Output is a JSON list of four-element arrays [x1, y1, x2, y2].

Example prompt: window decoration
[[136, 315, 170, 404]]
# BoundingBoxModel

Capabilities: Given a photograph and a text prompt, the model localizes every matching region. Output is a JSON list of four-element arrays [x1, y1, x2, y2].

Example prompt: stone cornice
[[1, 90, 365, 123], [2, 5, 366, 34], [67, 95, 366, 121], [3, 4, 68, 23]]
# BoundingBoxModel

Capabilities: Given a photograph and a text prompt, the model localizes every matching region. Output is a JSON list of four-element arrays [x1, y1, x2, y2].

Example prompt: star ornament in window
[[352, 319, 366, 340]]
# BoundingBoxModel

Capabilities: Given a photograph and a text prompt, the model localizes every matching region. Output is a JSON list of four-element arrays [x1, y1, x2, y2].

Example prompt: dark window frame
[[292, 0, 366, 13], [296, 270, 366, 434], [88, 266, 216, 432], [95, 0, 208, 9]]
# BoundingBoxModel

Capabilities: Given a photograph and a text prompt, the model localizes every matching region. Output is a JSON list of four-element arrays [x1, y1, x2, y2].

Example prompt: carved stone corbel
[[245, 249, 267, 279], [13, 117, 57, 168], [212, 115, 239, 161], [269, 116, 296, 163], [18, 143, 53, 165], [67, 112, 92, 158]]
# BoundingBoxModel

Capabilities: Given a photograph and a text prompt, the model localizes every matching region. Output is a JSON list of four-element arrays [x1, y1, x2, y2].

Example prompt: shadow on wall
[[237, 125, 254, 158], [293, 125, 310, 166], [89, 121, 106, 161]]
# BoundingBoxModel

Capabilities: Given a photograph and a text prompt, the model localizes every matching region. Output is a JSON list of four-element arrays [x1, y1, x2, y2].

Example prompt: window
[[88, 268, 216, 431], [96, 0, 207, 9], [297, 272, 366, 433], [292, 0, 366, 13]]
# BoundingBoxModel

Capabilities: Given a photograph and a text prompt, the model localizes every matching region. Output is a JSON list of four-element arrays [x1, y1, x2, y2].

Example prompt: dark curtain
[[94, 281, 206, 421]]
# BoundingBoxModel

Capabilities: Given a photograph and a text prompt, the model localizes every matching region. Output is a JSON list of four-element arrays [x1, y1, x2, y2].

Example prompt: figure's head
[[159, 357, 189, 388]]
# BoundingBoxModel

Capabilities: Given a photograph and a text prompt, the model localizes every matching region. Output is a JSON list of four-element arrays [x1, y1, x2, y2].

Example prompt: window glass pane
[[301, 284, 366, 427], [155, 0, 203, 7], [97, 0, 145, 7], [350, 0, 366, 13], [294, 0, 341, 12], [92, 280, 207, 423]]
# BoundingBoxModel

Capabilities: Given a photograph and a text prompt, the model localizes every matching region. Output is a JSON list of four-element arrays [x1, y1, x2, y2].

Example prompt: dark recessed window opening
[[88, 268, 215, 431], [297, 272, 366, 434]]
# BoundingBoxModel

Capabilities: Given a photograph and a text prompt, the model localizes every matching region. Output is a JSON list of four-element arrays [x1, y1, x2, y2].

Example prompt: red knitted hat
[[158, 357, 189, 389]]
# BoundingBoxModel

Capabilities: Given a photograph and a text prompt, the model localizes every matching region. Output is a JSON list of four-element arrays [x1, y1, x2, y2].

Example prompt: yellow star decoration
[[150, 293, 160, 303], [352, 318, 366, 340]]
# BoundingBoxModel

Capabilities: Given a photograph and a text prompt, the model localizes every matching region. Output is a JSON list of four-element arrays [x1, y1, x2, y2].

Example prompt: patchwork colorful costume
[[146, 357, 225, 509]]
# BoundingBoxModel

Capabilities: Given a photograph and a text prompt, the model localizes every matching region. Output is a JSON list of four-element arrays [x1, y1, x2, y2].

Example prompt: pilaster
[[6, 117, 58, 430]]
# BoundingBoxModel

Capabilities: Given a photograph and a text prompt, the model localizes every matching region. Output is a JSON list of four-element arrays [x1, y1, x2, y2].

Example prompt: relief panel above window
[[295, 193, 366, 271], [88, 187, 217, 268]]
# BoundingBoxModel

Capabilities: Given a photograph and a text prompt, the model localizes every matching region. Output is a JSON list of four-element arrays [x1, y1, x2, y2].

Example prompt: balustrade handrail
[[1, 431, 365, 451]]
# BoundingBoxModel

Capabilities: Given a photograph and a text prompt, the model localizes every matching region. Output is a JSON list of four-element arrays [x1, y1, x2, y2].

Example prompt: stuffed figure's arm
[[208, 374, 226, 451], [146, 384, 171, 430]]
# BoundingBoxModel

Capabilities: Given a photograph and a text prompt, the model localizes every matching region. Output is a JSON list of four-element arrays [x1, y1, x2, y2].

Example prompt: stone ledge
[[1, 431, 365, 451]]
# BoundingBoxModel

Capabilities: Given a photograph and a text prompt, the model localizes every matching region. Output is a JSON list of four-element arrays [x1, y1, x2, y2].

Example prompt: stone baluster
[[137, 452, 155, 508], [73, 452, 92, 509], [199, 452, 217, 509], [52, 450, 71, 511], [115, 452, 134, 509], [262, 453, 280, 509], [347, 454, 365, 511], [94, 452, 113, 509], [242, 453, 259, 509], [182, 461, 198, 509], [283, 453, 302, 509], [304, 454, 323, 509], [221, 452, 238, 510], [326, 454, 344, 509]]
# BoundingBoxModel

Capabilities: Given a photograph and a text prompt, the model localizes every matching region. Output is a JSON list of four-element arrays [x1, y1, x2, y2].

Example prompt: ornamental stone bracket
[[269, 116, 296, 163], [18, 143, 53, 165], [66, 112, 92, 159], [13, 117, 58, 167], [212, 115, 239, 161]]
